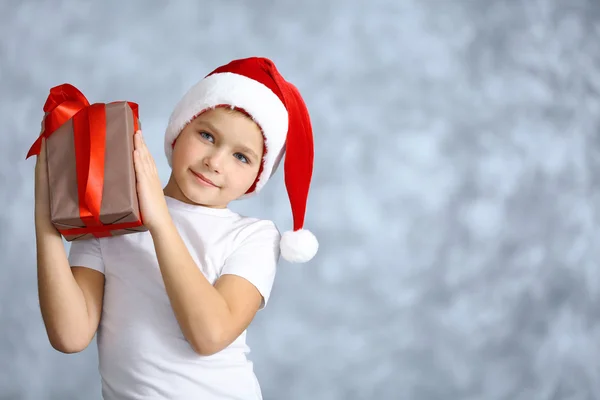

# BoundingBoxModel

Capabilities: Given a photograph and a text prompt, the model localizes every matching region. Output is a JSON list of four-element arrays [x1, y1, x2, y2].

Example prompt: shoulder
[[236, 217, 280, 238], [228, 217, 281, 251], [221, 216, 281, 258]]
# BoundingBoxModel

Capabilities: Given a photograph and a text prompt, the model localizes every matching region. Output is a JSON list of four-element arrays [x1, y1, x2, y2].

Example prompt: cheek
[[237, 165, 261, 190], [172, 142, 197, 169]]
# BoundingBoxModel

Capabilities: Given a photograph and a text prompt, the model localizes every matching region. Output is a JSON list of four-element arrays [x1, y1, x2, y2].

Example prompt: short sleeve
[[67, 237, 105, 274], [221, 220, 281, 309]]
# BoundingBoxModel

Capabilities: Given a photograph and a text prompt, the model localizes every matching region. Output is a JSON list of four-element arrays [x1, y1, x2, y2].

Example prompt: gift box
[[26, 84, 147, 241]]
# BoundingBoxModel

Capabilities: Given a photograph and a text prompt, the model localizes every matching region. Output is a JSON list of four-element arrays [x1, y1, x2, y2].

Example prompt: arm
[[36, 221, 104, 353], [34, 138, 104, 354], [131, 130, 277, 355], [150, 220, 262, 356]]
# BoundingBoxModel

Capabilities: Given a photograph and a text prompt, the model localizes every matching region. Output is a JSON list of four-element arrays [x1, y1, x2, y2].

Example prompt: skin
[[163, 107, 264, 208], [36, 108, 268, 356]]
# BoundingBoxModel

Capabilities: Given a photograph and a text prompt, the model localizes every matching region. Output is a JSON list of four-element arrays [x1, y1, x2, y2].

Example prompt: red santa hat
[[164, 57, 318, 263]]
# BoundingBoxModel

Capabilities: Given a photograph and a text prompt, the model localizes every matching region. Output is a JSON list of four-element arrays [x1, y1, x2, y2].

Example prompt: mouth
[[190, 170, 219, 188]]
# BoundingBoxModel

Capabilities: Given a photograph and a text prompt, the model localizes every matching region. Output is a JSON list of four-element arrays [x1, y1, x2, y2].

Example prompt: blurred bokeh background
[[2, 0, 600, 399]]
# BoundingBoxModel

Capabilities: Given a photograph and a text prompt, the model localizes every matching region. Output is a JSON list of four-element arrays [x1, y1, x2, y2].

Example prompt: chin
[[183, 186, 214, 204], [182, 184, 230, 208], [165, 175, 204, 205], [172, 171, 245, 208]]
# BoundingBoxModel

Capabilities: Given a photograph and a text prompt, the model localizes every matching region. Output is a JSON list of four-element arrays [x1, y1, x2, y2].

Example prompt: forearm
[[150, 219, 232, 354], [36, 219, 89, 352]]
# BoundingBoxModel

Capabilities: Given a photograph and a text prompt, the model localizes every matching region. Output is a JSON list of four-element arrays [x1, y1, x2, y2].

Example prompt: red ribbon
[[27, 84, 142, 238]]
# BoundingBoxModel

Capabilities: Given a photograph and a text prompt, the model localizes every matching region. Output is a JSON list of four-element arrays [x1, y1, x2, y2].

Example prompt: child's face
[[164, 107, 264, 208]]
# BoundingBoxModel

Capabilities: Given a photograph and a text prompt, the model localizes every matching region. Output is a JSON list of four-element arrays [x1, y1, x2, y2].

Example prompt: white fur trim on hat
[[164, 72, 288, 195]]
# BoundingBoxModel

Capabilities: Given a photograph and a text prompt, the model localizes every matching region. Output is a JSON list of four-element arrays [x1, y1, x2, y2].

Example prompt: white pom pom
[[280, 229, 319, 263]]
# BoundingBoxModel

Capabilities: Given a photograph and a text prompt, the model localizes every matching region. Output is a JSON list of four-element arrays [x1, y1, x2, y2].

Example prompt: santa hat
[[164, 57, 318, 263]]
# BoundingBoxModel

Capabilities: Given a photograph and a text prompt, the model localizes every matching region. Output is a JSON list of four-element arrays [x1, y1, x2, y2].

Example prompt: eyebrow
[[237, 145, 260, 161], [196, 120, 261, 161], [196, 120, 221, 136]]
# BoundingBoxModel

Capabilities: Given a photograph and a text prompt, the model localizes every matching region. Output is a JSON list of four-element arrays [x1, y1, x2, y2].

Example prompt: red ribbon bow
[[27, 84, 142, 238]]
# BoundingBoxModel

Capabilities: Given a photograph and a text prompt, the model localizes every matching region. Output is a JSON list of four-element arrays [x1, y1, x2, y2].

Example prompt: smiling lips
[[191, 170, 219, 188]]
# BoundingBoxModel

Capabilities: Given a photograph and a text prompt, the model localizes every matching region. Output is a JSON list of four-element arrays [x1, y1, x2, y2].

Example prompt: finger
[[139, 133, 153, 165], [133, 133, 146, 163], [134, 130, 142, 150], [133, 152, 148, 184], [134, 146, 151, 174], [133, 148, 143, 172], [37, 137, 46, 165], [35, 139, 49, 188], [136, 131, 152, 162]]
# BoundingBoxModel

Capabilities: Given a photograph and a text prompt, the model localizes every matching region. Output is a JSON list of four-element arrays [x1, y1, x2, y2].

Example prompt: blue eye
[[234, 153, 249, 164], [199, 131, 214, 142]]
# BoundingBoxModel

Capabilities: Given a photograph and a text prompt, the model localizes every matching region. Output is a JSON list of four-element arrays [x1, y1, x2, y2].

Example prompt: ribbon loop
[[26, 84, 90, 159]]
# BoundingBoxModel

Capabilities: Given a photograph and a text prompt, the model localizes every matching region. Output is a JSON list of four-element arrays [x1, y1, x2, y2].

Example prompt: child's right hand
[[34, 135, 52, 227]]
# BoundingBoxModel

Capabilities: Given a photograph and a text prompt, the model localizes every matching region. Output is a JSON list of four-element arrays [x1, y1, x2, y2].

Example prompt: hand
[[34, 137, 53, 227], [133, 130, 171, 232]]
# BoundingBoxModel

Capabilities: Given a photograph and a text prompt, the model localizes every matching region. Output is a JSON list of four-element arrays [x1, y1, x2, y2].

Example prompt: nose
[[204, 149, 225, 173]]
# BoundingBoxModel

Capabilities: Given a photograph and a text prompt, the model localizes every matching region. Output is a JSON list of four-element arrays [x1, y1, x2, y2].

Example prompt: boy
[[34, 57, 318, 399]]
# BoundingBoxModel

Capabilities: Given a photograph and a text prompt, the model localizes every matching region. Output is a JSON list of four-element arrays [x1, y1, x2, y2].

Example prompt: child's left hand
[[133, 130, 171, 232]]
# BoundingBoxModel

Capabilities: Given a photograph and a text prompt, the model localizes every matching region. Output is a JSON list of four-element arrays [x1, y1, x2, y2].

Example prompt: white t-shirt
[[68, 196, 281, 400]]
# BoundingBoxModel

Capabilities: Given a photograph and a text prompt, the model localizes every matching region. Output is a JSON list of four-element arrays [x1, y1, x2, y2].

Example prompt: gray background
[[1, 0, 600, 399]]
